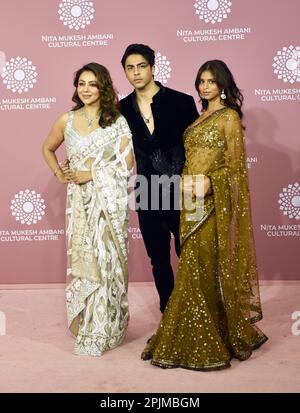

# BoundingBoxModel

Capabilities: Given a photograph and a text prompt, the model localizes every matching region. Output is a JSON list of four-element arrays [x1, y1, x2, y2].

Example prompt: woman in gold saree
[[42, 63, 134, 356], [142, 60, 268, 370]]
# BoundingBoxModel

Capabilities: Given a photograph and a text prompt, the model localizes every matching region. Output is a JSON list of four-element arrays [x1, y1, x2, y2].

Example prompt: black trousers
[[137, 208, 181, 312]]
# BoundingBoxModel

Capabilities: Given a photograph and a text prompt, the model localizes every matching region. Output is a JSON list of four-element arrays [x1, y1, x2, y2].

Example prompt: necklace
[[81, 108, 100, 128], [140, 111, 153, 124], [205, 106, 225, 115]]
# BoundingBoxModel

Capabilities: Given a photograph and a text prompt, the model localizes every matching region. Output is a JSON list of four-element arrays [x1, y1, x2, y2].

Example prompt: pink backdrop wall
[[0, 0, 299, 284]]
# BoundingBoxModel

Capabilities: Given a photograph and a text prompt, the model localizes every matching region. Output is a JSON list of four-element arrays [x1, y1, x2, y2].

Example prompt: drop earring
[[220, 89, 226, 100]]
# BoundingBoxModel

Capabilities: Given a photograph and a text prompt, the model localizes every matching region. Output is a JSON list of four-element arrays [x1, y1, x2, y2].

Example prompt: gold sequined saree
[[142, 108, 268, 370]]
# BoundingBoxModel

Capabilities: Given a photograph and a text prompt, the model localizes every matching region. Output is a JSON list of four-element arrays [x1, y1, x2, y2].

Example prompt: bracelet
[[53, 167, 62, 176]]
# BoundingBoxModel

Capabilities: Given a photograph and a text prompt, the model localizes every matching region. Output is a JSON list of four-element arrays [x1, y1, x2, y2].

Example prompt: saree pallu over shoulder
[[64, 113, 133, 356]]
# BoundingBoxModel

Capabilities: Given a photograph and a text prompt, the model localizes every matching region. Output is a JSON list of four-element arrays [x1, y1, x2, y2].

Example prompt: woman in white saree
[[42, 63, 134, 356]]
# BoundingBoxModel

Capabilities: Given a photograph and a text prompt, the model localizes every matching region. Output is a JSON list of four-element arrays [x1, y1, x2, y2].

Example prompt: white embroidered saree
[[64, 112, 133, 356]]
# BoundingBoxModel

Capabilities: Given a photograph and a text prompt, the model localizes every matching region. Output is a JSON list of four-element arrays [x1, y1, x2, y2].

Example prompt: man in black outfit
[[120, 44, 199, 312]]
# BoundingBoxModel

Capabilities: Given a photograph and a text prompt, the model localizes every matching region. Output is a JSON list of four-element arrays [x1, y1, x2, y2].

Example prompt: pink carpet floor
[[0, 281, 299, 393]]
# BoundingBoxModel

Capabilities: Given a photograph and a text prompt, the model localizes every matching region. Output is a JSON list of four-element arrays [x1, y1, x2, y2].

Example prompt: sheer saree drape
[[64, 112, 133, 356], [142, 108, 268, 370]]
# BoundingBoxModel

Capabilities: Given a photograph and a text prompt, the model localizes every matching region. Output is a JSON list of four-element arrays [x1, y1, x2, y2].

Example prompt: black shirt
[[120, 82, 199, 179]]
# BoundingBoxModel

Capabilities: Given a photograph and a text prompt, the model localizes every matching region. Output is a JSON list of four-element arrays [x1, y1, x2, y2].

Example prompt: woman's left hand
[[68, 170, 92, 184], [192, 175, 212, 198], [202, 176, 212, 197]]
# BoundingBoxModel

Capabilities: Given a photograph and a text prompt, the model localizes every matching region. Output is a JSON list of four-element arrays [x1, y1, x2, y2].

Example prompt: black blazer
[[120, 83, 199, 178]]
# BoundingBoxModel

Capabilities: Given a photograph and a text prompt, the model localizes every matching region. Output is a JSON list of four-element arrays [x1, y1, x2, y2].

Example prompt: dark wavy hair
[[72, 62, 120, 128], [121, 44, 155, 68], [195, 60, 244, 119]]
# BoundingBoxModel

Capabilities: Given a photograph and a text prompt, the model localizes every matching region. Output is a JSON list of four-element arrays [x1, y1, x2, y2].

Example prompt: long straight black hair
[[195, 60, 244, 119]]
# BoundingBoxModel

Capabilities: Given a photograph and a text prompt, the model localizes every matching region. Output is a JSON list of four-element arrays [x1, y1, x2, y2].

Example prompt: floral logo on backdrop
[[58, 0, 95, 30], [273, 46, 300, 84], [11, 190, 46, 225], [1, 57, 37, 94], [194, 0, 232, 24], [278, 183, 300, 220], [154, 52, 172, 85]]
